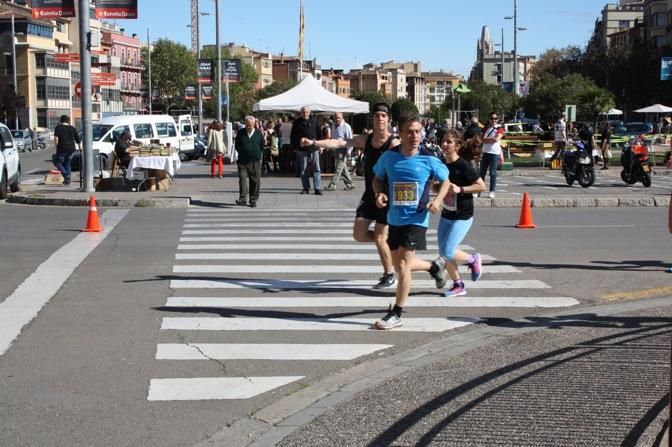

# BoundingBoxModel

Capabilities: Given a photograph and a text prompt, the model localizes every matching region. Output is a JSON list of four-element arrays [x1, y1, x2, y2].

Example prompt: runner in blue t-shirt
[[371, 112, 452, 330]]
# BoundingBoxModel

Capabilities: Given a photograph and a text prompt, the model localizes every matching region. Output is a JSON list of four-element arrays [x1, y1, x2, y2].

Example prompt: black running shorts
[[355, 198, 388, 225], [387, 224, 427, 251]]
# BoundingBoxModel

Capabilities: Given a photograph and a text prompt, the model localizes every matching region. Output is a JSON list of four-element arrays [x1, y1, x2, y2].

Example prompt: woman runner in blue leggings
[[437, 130, 486, 296]]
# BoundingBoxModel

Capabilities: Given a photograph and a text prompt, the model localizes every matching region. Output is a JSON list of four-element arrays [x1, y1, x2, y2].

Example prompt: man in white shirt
[[325, 112, 355, 191], [549, 113, 567, 165], [479, 112, 505, 198]]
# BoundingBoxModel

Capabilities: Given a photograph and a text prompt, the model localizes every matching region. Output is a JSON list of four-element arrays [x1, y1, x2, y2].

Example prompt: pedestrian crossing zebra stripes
[[148, 206, 579, 402]]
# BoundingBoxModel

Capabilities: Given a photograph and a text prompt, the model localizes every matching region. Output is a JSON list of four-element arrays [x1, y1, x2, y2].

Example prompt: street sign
[[74, 81, 94, 98], [91, 72, 117, 86], [220, 96, 228, 106], [565, 105, 577, 123], [222, 59, 241, 83]]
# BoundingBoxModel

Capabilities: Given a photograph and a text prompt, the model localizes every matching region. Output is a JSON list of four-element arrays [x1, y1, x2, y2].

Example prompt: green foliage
[[390, 97, 419, 122], [197, 47, 259, 121], [523, 73, 614, 122], [353, 90, 390, 109], [457, 80, 519, 122], [257, 80, 298, 100], [141, 39, 195, 107]]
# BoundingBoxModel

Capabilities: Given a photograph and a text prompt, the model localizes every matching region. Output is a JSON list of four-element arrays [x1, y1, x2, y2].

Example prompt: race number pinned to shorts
[[393, 182, 419, 206]]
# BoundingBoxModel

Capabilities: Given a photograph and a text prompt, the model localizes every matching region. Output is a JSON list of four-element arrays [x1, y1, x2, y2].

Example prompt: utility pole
[[501, 28, 505, 87], [78, 0, 93, 192], [513, 0, 519, 96], [147, 28, 152, 114], [215, 0, 222, 123], [10, 0, 18, 129]]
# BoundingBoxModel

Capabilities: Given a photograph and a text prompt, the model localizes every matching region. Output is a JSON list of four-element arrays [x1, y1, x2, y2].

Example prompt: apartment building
[[223, 43, 272, 89], [424, 71, 463, 110], [322, 69, 350, 97], [101, 24, 143, 115]]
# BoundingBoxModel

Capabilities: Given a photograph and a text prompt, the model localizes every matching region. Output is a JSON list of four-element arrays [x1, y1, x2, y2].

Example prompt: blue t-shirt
[[373, 150, 449, 227]]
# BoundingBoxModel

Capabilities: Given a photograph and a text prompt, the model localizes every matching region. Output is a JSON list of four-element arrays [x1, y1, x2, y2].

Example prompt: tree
[[391, 97, 418, 122], [529, 46, 584, 81], [522, 73, 614, 122], [198, 46, 259, 121], [458, 81, 519, 122], [141, 39, 195, 108], [257, 79, 297, 100]]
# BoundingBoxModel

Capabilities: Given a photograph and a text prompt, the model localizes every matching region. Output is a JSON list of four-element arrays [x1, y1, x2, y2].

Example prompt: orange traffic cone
[[81, 195, 103, 233], [515, 192, 536, 229]]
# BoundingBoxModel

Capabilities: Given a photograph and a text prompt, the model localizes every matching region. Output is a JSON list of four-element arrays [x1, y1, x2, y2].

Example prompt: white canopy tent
[[602, 108, 623, 115], [633, 104, 672, 113], [253, 74, 370, 114]]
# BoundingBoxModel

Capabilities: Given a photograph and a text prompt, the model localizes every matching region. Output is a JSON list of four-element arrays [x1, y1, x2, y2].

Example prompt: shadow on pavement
[[365, 317, 671, 447]]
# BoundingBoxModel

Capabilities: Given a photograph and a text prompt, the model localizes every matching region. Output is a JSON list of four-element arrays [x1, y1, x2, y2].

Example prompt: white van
[[91, 114, 194, 162]]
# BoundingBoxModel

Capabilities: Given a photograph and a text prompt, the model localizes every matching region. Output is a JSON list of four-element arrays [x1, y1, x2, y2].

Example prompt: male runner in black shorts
[[305, 103, 399, 288]]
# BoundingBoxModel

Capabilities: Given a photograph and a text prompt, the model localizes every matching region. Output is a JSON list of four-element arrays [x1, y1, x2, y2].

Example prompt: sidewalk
[[7, 162, 672, 208], [205, 297, 671, 447]]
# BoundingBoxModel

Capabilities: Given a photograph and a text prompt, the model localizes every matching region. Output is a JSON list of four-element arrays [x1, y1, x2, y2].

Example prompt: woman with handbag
[[207, 121, 226, 178], [600, 123, 612, 170]]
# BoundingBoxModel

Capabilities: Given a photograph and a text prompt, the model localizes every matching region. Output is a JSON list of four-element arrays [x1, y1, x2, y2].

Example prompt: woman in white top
[[479, 113, 505, 198], [207, 121, 227, 178]]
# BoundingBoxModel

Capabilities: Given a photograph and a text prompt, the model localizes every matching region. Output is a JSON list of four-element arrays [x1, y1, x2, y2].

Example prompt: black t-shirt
[[363, 134, 396, 199], [578, 128, 594, 150], [54, 123, 80, 153], [441, 157, 480, 220]]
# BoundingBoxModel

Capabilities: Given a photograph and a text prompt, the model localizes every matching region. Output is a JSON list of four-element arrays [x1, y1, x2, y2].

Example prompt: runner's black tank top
[[363, 133, 396, 196]]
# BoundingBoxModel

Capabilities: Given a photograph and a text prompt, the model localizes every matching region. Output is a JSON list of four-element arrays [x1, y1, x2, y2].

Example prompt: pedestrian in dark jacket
[[53, 115, 81, 185], [235, 116, 264, 207], [290, 106, 323, 194]]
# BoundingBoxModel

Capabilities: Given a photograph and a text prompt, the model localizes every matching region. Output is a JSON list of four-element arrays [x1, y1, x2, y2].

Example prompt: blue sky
[[118, 0, 607, 77]]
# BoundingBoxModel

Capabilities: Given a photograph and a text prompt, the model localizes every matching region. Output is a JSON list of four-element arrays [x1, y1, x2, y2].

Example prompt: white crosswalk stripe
[[172, 264, 520, 274], [169, 279, 550, 289], [148, 206, 577, 402]]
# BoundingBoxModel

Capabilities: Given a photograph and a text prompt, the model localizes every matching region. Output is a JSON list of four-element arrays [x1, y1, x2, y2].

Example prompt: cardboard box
[[45, 172, 64, 185]]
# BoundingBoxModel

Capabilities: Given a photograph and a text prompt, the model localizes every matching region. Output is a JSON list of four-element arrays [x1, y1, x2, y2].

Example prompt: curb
[[6, 194, 190, 208], [6, 193, 670, 208], [193, 297, 672, 447]]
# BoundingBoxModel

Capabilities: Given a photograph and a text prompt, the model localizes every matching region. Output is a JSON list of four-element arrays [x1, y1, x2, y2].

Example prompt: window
[[36, 78, 46, 100], [133, 123, 154, 138], [37, 110, 47, 128], [35, 53, 45, 69], [156, 122, 176, 137], [619, 20, 630, 29], [0, 126, 13, 148]]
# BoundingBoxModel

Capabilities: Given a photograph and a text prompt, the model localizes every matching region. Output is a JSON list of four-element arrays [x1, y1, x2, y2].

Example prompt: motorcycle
[[562, 139, 595, 188], [36, 136, 47, 150], [620, 136, 651, 187]]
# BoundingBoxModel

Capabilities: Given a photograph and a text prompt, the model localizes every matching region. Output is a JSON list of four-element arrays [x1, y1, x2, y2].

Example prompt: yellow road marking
[[601, 286, 672, 302]]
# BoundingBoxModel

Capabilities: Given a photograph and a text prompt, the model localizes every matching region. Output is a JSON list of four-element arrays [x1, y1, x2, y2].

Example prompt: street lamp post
[[494, 28, 504, 87], [505, 0, 526, 97], [10, 1, 19, 130], [215, 0, 222, 123], [188, 10, 209, 135]]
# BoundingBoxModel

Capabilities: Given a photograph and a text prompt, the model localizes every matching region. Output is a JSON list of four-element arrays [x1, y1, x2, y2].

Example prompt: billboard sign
[[95, 0, 138, 19], [185, 85, 197, 101], [201, 85, 213, 100], [661, 57, 672, 81], [198, 59, 213, 84], [32, 0, 75, 18], [222, 59, 241, 83]]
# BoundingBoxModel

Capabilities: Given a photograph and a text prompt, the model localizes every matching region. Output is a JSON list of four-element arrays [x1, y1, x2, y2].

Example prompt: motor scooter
[[620, 136, 651, 187], [563, 139, 595, 188]]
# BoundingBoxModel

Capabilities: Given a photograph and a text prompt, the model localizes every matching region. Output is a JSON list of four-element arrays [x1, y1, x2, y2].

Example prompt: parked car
[[0, 123, 22, 199], [624, 122, 654, 135], [179, 134, 206, 161], [10, 129, 33, 152]]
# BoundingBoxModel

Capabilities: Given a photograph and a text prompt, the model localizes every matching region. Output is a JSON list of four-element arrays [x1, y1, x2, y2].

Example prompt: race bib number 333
[[393, 182, 419, 206]]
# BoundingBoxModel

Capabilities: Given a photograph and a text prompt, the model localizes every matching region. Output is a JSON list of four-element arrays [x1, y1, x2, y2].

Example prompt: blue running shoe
[[444, 283, 467, 297], [469, 253, 482, 282]]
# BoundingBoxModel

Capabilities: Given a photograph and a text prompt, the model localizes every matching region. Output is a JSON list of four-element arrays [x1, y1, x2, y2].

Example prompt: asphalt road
[[0, 203, 670, 446]]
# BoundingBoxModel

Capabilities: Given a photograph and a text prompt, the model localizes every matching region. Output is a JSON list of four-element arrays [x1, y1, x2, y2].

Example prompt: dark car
[[624, 122, 653, 135]]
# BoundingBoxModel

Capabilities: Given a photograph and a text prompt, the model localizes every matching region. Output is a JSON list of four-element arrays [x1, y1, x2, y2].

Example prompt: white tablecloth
[[126, 154, 181, 179]]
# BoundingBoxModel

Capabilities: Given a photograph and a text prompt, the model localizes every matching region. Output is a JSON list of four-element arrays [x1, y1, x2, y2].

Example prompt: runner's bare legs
[[353, 219, 393, 275]]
